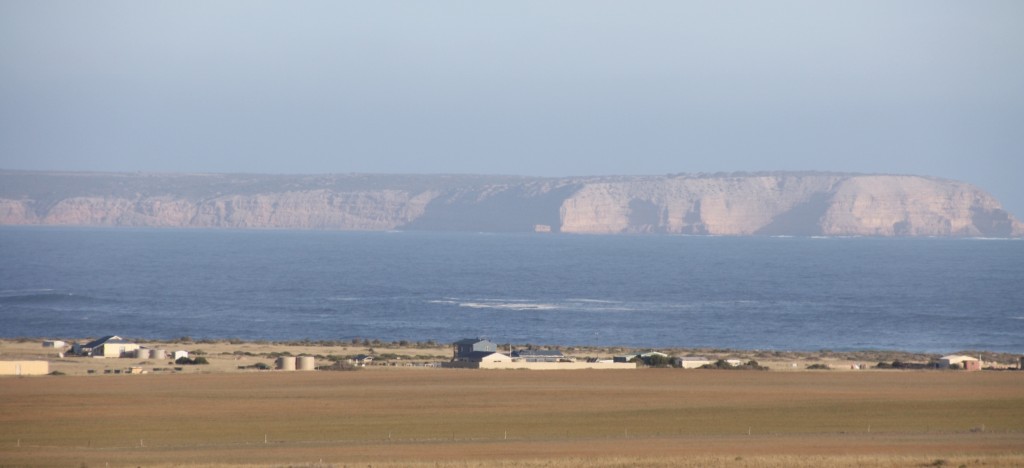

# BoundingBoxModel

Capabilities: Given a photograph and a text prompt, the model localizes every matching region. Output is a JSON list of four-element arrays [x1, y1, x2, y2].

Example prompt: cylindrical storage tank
[[135, 349, 148, 359], [276, 356, 296, 371], [150, 349, 167, 360], [297, 356, 315, 371]]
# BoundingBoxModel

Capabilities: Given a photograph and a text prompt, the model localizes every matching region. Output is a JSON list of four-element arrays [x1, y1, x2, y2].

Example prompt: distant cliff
[[1, 171, 1021, 237]]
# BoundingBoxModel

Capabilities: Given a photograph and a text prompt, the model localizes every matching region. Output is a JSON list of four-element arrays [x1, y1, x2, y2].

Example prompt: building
[[42, 340, 66, 348], [0, 361, 49, 376], [451, 338, 505, 363], [940, 355, 982, 371], [445, 338, 633, 370], [638, 351, 671, 366], [173, 350, 189, 361], [444, 338, 510, 368], [512, 349, 567, 362], [73, 336, 140, 358], [673, 356, 712, 369], [453, 338, 498, 357]]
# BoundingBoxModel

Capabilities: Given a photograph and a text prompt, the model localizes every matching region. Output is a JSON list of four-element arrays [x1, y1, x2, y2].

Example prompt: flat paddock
[[1, 369, 1022, 466]]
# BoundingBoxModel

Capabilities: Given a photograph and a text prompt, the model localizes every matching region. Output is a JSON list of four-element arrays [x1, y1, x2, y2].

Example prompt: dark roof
[[82, 335, 129, 349], [512, 349, 564, 357], [455, 351, 501, 362], [454, 338, 489, 345]]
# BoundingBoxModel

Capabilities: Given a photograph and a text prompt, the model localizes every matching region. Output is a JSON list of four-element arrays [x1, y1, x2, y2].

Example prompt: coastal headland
[[2, 171, 1021, 237], [2, 338, 1022, 467]]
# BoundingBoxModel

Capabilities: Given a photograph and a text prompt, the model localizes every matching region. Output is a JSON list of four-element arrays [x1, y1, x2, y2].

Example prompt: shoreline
[[3, 337, 1020, 377]]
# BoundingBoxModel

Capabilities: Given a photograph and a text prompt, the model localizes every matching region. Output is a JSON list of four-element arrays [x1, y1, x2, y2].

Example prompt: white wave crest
[[458, 302, 560, 311]]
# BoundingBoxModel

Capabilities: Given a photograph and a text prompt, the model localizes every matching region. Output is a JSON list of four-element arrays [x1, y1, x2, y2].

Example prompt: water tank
[[150, 349, 167, 360], [297, 356, 315, 371], [276, 356, 296, 371], [135, 349, 149, 359]]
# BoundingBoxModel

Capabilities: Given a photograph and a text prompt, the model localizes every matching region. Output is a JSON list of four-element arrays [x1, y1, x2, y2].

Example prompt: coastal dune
[[1, 171, 1020, 237]]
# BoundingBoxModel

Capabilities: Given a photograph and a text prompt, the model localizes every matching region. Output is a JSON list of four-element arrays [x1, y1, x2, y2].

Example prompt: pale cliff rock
[[559, 174, 846, 235], [37, 190, 437, 230], [0, 171, 1020, 237], [558, 173, 1022, 237], [820, 176, 1019, 237]]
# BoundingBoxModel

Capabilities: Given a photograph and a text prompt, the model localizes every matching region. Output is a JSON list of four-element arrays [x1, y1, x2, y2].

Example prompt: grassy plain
[[1, 368, 1022, 467]]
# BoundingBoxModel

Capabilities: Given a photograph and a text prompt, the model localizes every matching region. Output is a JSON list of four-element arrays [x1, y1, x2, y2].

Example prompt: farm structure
[[72, 336, 139, 358], [673, 356, 712, 369], [0, 360, 48, 376], [511, 349, 567, 362], [445, 339, 633, 370], [940, 355, 982, 371], [276, 355, 316, 371]]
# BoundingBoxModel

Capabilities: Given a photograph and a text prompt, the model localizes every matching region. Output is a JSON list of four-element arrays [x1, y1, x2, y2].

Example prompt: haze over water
[[1, 227, 1022, 354]]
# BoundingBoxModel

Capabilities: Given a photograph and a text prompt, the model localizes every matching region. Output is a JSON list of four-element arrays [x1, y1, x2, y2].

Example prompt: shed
[[0, 361, 49, 376], [940, 355, 982, 371], [477, 352, 511, 363], [79, 336, 140, 358], [512, 349, 566, 362], [42, 340, 66, 348], [673, 356, 712, 369]]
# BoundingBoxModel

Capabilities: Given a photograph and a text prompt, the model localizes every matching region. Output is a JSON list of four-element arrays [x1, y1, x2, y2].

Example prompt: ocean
[[1, 227, 1022, 353]]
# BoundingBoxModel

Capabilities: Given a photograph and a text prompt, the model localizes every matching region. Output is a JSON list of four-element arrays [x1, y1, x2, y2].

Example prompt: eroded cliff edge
[[1, 171, 1020, 237]]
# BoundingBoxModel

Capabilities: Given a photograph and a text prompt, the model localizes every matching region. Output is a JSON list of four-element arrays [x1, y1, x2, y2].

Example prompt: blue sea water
[[1, 227, 1022, 353]]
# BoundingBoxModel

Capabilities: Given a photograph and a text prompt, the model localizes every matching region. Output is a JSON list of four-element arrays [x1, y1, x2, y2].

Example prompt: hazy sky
[[2, 2, 1022, 215]]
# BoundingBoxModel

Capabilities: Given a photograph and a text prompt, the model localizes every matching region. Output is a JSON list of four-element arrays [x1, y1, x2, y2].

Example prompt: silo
[[276, 356, 296, 371], [297, 356, 315, 371], [150, 349, 167, 360], [135, 349, 149, 359]]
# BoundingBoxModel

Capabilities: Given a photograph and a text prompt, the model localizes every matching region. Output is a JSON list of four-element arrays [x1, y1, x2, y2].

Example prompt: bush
[[175, 356, 209, 365], [643, 354, 672, 367], [806, 363, 830, 370], [700, 359, 768, 371]]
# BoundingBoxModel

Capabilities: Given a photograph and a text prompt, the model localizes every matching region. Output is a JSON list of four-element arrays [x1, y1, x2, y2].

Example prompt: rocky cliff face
[[1, 171, 1020, 237]]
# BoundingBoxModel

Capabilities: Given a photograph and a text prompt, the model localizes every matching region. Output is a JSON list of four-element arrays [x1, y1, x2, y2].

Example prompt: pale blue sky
[[2, 1, 1022, 215]]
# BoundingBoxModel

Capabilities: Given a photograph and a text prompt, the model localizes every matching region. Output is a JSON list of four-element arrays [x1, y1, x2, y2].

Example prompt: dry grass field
[[1, 368, 1022, 467]]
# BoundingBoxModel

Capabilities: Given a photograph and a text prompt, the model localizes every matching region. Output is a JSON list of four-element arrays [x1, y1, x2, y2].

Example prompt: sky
[[2, 1, 1023, 216]]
